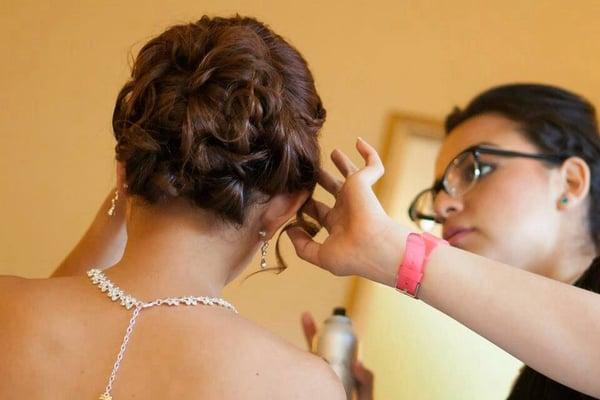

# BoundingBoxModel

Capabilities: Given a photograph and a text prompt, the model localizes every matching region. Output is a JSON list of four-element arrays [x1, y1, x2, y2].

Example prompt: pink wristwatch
[[395, 233, 448, 298]]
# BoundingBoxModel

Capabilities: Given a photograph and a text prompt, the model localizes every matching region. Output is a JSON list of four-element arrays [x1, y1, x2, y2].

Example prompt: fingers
[[320, 138, 384, 196], [356, 137, 385, 184], [353, 361, 374, 385], [353, 361, 374, 400], [331, 149, 359, 177], [286, 227, 322, 266], [318, 169, 343, 196], [301, 312, 317, 351], [303, 199, 332, 231]]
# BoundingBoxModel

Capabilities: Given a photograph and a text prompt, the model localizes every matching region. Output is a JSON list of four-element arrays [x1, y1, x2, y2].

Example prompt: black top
[[507, 257, 600, 399]]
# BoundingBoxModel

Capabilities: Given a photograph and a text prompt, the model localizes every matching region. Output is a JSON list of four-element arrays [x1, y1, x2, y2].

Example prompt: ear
[[557, 156, 591, 209], [259, 191, 311, 239]]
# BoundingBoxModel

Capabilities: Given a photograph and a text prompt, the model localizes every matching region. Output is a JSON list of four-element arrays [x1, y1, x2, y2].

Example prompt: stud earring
[[259, 230, 269, 270], [560, 196, 569, 205]]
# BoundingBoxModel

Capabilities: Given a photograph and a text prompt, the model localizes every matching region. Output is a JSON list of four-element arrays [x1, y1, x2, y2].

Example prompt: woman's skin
[[20, 113, 600, 397], [287, 133, 600, 398], [52, 173, 374, 399], [0, 168, 345, 399], [434, 114, 594, 281]]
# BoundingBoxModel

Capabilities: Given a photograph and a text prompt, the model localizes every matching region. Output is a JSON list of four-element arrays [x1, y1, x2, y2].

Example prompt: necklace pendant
[[99, 393, 112, 400]]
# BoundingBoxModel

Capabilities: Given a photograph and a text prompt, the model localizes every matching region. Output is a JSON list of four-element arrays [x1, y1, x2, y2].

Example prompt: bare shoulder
[[0, 275, 90, 343], [0, 274, 28, 294], [0, 276, 42, 374], [0, 275, 73, 312], [0, 276, 62, 337], [287, 350, 347, 400], [209, 314, 346, 399], [0, 274, 68, 296], [0, 275, 36, 319]]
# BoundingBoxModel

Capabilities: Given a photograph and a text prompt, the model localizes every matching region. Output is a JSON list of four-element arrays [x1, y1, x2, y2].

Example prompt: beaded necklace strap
[[87, 269, 237, 400]]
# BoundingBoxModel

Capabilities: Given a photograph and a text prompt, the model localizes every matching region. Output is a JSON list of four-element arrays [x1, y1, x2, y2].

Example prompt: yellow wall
[[1, 0, 599, 397]]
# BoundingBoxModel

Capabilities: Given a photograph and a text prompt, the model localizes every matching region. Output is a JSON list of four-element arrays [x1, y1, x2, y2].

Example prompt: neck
[[543, 250, 595, 284], [540, 225, 597, 284], [105, 199, 259, 300]]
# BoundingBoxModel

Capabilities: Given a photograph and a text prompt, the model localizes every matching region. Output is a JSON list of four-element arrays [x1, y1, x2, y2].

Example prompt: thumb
[[353, 361, 374, 399], [300, 312, 317, 351], [286, 227, 322, 267]]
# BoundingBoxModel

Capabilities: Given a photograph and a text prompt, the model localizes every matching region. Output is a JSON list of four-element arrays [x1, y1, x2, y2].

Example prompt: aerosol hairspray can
[[314, 307, 358, 399]]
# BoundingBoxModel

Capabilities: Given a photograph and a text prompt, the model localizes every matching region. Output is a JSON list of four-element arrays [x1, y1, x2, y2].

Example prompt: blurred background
[[1, 1, 599, 398]]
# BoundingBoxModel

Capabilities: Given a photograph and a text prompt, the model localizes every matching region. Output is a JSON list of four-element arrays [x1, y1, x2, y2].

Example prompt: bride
[[0, 15, 344, 399]]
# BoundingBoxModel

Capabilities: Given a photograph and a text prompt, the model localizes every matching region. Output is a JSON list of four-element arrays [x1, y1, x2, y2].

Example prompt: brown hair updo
[[112, 15, 325, 226]]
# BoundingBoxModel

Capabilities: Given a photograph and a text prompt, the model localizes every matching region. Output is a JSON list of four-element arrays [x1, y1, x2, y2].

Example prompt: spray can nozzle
[[333, 307, 347, 316]]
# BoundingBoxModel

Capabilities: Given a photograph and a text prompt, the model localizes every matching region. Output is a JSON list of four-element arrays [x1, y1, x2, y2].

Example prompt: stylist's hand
[[301, 312, 374, 400], [288, 138, 408, 287]]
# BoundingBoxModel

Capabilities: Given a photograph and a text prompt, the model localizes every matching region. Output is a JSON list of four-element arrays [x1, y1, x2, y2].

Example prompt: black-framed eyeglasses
[[407, 145, 569, 231]]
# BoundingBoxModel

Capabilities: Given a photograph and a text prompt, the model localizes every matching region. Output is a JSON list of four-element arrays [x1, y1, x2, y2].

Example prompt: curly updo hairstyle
[[112, 15, 326, 227]]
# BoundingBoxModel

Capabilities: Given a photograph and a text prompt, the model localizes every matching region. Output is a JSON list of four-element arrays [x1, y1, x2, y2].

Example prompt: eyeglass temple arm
[[474, 147, 567, 163]]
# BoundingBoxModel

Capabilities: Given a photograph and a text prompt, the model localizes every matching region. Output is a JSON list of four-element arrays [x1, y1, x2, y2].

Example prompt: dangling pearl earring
[[259, 230, 269, 270]]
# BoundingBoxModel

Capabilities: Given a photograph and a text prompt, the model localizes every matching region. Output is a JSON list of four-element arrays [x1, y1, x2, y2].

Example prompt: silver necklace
[[87, 268, 238, 400]]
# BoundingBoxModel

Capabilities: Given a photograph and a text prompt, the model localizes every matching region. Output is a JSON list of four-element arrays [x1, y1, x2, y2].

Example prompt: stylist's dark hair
[[112, 15, 325, 272], [446, 83, 600, 251]]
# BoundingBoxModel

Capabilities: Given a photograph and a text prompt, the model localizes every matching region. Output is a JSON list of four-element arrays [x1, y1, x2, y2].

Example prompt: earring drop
[[107, 184, 128, 217], [107, 189, 119, 216], [259, 230, 269, 270]]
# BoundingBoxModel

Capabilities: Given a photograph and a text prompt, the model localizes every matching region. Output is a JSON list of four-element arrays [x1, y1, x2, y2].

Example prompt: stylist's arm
[[51, 186, 127, 277], [287, 137, 600, 398]]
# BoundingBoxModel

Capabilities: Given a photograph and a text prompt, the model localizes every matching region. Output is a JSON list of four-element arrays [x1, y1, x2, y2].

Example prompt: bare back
[[0, 276, 344, 399]]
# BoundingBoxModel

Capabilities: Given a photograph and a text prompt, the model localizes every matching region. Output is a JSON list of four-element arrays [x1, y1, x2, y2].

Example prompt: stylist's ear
[[260, 191, 310, 238], [558, 157, 590, 209]]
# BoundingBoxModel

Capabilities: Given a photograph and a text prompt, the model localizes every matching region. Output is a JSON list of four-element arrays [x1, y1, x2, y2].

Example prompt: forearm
[[290, 138, 600, 396], [51, 191, 126, 277], [415, 242, 600, 397]]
